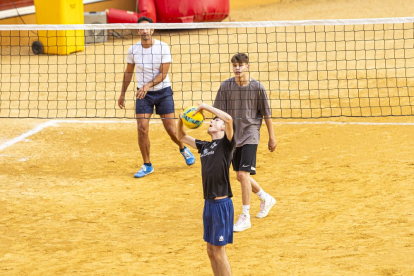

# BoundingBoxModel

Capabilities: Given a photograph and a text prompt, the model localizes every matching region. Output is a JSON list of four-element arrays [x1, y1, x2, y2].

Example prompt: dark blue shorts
[[135, 86, 175, 115], [203, 197, 234, 246]]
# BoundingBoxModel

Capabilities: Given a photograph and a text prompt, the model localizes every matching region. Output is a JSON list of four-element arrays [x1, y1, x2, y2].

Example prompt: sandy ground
[[1, 117, 414, 275], [1, 0, 414, 275], [230, 0, 414, 21]]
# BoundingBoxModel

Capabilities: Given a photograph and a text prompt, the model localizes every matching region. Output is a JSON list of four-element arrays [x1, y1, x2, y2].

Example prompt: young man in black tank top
[[177, 103, 235, 276]]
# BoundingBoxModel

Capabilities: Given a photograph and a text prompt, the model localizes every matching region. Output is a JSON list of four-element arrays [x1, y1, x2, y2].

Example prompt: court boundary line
[[275, 121, 414, 125], [0, 120, 57, 151], [1, 119, 414, 152]]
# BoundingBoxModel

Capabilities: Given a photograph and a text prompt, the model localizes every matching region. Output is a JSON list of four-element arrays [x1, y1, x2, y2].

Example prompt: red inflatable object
[[107, 0, 156, 23], [155, 0, 229, 23], [107, 0, 229, 24], [107, 9, 140, 23]]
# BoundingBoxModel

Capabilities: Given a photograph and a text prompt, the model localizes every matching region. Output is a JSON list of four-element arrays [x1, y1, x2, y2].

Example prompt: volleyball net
[[0, 18, 413, 119]]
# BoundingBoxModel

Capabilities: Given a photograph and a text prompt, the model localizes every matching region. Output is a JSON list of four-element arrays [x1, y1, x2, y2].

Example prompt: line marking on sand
[[1, 119, 413, 152], [273, 121, 414, 126], [0, 120, 156, 152], [0, 120, 57, 151]]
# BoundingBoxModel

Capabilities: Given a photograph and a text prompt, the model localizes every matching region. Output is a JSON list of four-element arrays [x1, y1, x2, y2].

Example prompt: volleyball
[[182, 106, 204, 129]]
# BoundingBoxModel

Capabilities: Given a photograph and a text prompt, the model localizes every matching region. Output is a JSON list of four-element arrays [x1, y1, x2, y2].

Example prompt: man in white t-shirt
[[118, 16, 195, 178]]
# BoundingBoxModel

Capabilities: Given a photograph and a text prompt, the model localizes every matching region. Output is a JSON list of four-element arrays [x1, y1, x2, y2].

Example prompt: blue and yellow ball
[[182, 106, 204, 129]]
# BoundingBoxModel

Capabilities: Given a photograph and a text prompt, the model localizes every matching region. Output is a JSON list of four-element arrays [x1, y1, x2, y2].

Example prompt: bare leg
[[237, 171, 253, 205], [160, 113, 184, 149], [136, 114, 152, 163], [249, 176, 261, 193], [207, 243, 232, 276], [207, 244, 220, 276]]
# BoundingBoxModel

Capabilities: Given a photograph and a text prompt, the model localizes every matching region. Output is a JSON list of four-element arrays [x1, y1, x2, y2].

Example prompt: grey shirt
[[213, 77, 271, 147]]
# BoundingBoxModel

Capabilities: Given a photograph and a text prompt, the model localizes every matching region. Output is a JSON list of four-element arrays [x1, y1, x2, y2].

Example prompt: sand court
[[1, 0, 414, 275], [1, 117, 414, 275]]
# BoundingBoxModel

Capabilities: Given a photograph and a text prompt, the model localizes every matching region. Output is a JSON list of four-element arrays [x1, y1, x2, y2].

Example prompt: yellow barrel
[[34, 0, 84, 55]]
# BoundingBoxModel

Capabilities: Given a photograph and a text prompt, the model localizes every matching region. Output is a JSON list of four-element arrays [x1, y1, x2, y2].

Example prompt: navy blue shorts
[[203, 197, 234, 246], [135, 86, 175, 115], [232, 144, 258, 175]]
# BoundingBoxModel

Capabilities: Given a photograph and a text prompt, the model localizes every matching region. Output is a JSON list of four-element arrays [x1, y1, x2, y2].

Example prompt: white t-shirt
[[126, 39, 172, 91]]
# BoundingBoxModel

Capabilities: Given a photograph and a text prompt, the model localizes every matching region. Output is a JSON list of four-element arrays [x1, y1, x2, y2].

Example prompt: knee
[[237, 171, 249, 183], [209, 251, 221, 261], [165, 126, 176, 137], [207, 246, 215, 259], [167, 129, 177, 138], [137, 125, 149, 137], [207, 245, 224, 261]]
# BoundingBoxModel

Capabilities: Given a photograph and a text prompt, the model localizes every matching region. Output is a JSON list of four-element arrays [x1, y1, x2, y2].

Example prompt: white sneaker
[[256, 195, 276, 218], [233, 214, 251, 232]]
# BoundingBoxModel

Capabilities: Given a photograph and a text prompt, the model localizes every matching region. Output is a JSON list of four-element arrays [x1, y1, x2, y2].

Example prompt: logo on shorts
[[219, 236, 224, 242], [242, 164, 250, 168]]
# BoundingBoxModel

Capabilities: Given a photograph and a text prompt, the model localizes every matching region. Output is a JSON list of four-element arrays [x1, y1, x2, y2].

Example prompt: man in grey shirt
[[214, 53, 277, 232]]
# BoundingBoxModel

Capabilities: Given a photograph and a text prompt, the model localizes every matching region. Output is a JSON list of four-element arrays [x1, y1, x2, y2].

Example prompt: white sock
[[242, 205, 250, 216], [256, 188, 269, 201]]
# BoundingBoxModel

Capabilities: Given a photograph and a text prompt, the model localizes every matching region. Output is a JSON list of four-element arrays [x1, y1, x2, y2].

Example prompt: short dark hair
[[231, 53, 249, 64], [137, 16, 153, 24]]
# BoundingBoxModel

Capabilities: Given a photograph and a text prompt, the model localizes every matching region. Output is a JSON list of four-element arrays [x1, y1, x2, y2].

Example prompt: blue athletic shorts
[[135, 86, 175, 115], [203, 197, 234, 246]]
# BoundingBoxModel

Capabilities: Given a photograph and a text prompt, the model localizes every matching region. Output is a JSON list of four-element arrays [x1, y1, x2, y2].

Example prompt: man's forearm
[[200, 104, 232, 123], [122, 72, 133, 93], [264, 117, 275, 138], [145, 72, 167, 89]]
